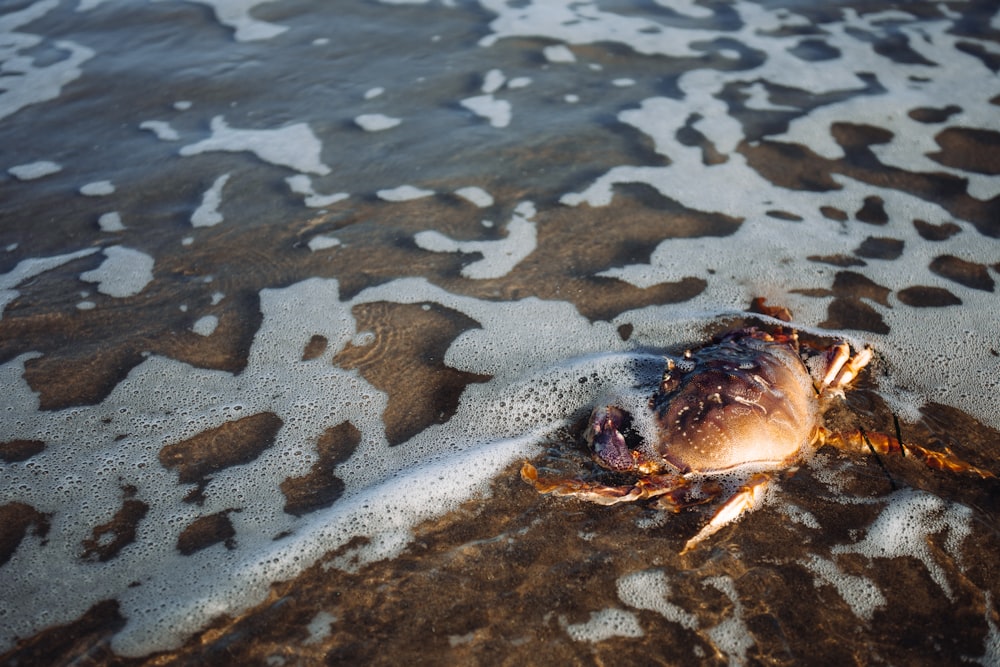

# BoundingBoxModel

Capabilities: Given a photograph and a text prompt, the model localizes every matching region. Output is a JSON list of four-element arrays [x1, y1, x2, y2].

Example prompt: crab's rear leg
[[680, 473, 771, 554], [521, 462, 688, 506], [822, 429, 995, 479]]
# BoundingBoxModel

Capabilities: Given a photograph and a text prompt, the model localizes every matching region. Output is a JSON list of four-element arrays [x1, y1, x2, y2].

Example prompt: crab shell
[[589, 328, 821, 475]]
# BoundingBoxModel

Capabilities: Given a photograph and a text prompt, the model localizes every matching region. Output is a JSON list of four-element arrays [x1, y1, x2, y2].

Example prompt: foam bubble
[[286, 175, 349, 208], [377, 184, 434, 201], [98, 212, 126, 232], [8, 160, 61, 180], [0, 248, 100, 315], [542, 44, 576, 63], [354, 113, 401, 132], [704, 576, 753, 665], [302, 610, 336, 645], [0, 5, 94, 122], [139, 120, 180, 141], [307, 235, 341, 252], [190, 173, 230, 228], [831, 489, 972, 599], [801, 554, 886, 621], [454, 186, 494, 208], [460, 94, 511, 128], [80, 180, 115, 196], [413, 205, 536, 279], [617, 569, 698, 630], [192, 315, 219, 337], [782, 502, 820, 529], [562, 608, 644, 642], [80, 246, 155, 298], [181, 117, 330, 176], [481, 68, 506, 93]]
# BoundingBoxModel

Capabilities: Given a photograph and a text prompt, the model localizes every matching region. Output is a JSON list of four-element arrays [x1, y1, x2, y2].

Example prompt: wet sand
[[2, 0, 999, 663]]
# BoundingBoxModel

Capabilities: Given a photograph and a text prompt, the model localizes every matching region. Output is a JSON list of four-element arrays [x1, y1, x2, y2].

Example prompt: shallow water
[[1, 0, 999, 664]]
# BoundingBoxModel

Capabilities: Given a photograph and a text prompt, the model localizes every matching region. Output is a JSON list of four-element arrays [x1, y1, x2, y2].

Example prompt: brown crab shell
[[647, 330, 819, 474]]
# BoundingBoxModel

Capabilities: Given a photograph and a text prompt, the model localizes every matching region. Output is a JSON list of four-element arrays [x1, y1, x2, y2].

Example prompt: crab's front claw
[[680, 473, 770, 554], [587, 405, 635, 472]]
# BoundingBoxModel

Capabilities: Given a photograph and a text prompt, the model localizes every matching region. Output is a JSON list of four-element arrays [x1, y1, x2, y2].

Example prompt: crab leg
[[819, 344, 873, 394], [680, 473, 770, 555], [520, 462, 687, 506], [823, 430, 995, 479]]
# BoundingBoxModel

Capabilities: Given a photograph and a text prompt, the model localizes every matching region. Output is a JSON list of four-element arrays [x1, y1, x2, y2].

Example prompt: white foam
[[8, 160, 61, 180], [2, 276, 638, 655], [80, 180, 115, 196], [413, 205, 536, 279], [460, 94, 511, 128], [364, 86, 385, 99], [377, 184, 434, 201], [562, 608, 644, 642], [617, 569, 698, 630], [98, 211, 126, 232], [307, 235, 341, 251], [542, 44, 576, 63], [192, 315, 219, 337], [80, 246, 155, 298], [704, 576, 753, 666], [612, 78, 635, 87], [0, 248, 99, 315], [782, 502, 820, 529], [801, 554, 885, 621], [354, 113, 401, 132], [507, 76, 531, 89], [181, 116, 331, 175], [302, 610, 336, 645], [479, 0, 718, 57], [481, 68, 506, 94], [741, 82, 797, 111], [190, 173, 230, 228], [139, 120, 180, 141], [554, 53, 1000, 429], [831, 489, 972, 599], [0, 2, 94, 121], [286, 175, 349, 208], [454, 186, 494, 208]]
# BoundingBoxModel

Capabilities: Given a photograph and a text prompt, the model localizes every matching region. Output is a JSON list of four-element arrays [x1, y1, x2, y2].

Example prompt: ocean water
[[1, 0, 999, 664]]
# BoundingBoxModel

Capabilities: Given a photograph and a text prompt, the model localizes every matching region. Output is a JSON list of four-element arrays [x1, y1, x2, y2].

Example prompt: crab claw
[[587, 406, 635, 472], [680, 473, 770, 555]]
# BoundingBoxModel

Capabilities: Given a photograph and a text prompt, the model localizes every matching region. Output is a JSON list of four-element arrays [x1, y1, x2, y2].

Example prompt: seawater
[[1, 0, 998, 663]]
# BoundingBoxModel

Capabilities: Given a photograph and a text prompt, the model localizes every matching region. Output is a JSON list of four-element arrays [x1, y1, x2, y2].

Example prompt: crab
[[521, 300, 994, 553]]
